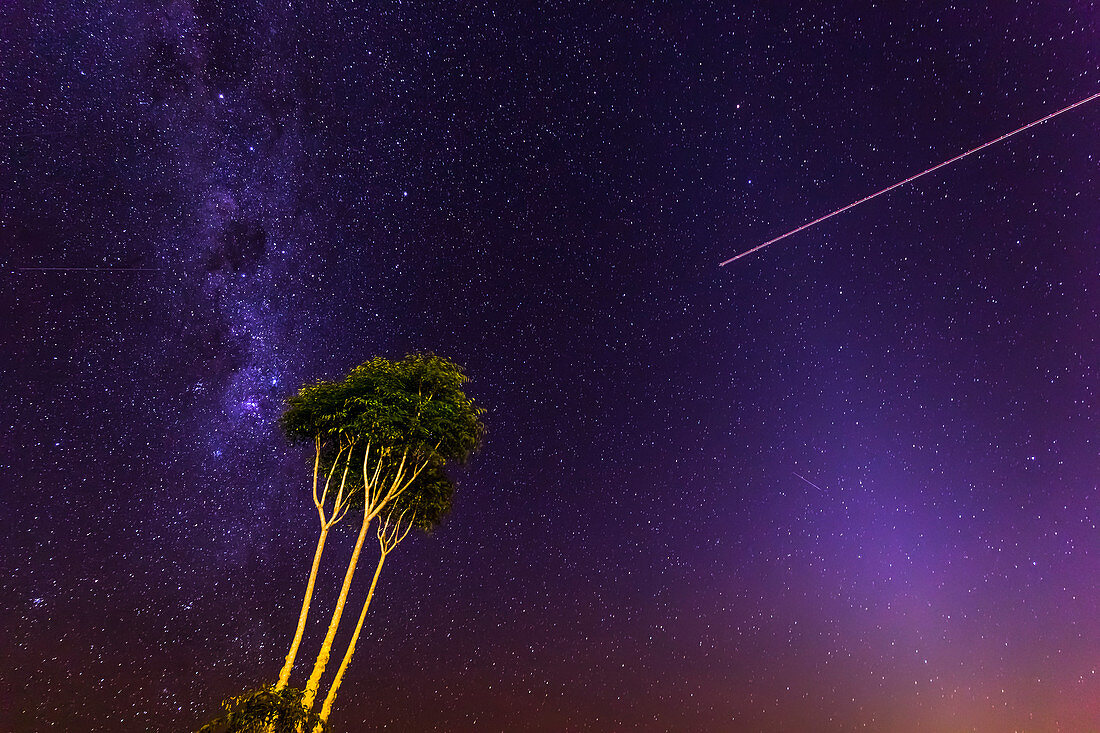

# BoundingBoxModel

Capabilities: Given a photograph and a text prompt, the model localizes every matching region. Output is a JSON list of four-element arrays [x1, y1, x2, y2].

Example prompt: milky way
[[2, 3, 1098, 731]]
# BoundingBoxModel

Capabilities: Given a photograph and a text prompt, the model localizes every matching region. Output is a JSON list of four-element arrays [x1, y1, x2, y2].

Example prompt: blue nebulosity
[[1, 2, 1096, 731]]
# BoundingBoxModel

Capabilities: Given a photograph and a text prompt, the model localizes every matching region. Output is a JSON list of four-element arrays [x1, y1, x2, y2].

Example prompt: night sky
[[2, 3, 1098, 731]]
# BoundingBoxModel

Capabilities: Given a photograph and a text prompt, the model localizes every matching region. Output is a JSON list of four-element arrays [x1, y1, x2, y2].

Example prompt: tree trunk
[[316, 553, 387, 727], [274, 526, 329, 691], [300, 510, 372, 712]]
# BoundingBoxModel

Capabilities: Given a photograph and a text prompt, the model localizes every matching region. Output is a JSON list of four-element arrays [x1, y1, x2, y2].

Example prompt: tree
[[315, 465, 456, 727], [282, 354, 484, 715], [272, 385, 362, 692], [197, 686, 328, 733]]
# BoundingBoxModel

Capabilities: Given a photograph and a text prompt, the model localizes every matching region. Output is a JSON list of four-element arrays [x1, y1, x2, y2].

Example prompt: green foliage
[[281, 354, 484, 532], [385, 460, 456, 532], [280, 353, 485, 464], [197, 686, 328, 733]]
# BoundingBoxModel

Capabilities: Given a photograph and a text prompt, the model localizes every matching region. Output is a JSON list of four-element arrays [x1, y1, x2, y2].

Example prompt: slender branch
[[381, 507, 409, 547], [376, 444, 398, 508], [331, 498, 351, 526], [311, 436, 323, 509], [331, 443, 352, 510], [368, 446, 435, 522], [381, 447, 406, 507], [395, 515, 415, 545], [367, 445, 386, 509], [318, 443, 346, 518], [395, 451, 434, 494], [377, 503, 417, 552], [331, 448, 353, 527], [365, 435, 378, 488]]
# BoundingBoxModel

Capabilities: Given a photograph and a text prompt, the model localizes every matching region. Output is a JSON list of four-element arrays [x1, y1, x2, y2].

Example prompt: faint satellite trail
[[720, 90, 1100, 266]]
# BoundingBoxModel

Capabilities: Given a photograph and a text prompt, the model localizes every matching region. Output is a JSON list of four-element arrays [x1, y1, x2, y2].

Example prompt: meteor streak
[[793, 472, 826, 492], [720, 90, 1100, 266]]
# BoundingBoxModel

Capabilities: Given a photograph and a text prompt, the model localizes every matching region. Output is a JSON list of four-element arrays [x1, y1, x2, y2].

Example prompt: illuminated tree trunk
[[300, 510, 372, 712], [274, 527, 328, 691], [277, 439, 354, 712], [316, 552, 387, 727], [302, 447, 424, 715]]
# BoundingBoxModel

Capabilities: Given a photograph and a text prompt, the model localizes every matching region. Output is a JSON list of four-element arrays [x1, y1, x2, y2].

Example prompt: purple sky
[[2, 2, 1097, 731]]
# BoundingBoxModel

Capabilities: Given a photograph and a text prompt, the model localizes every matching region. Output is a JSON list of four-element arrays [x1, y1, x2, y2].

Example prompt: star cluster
[[2, 2, 1097, 731]]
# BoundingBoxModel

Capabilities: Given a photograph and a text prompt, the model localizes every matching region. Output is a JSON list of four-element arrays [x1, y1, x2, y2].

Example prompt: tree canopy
[[280, 353, 484, 467]]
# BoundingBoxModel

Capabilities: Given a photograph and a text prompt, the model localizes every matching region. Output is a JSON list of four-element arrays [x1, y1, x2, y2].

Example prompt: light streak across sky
[[793, 472, 827, 492], [720, 90, 1100, 266]]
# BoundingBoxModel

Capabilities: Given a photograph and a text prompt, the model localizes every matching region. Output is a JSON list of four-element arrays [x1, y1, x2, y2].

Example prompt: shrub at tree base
[[197, 686, 329, 733]]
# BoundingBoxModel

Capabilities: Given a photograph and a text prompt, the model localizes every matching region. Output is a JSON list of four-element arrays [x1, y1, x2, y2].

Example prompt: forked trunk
[[302, 447, 422, 717], [274, 526, 329, 691], [316, 553, 387, 727]]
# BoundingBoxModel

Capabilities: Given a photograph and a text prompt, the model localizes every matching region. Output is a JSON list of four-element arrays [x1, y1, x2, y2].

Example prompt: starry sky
[[2, 2, 1098, 731]]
